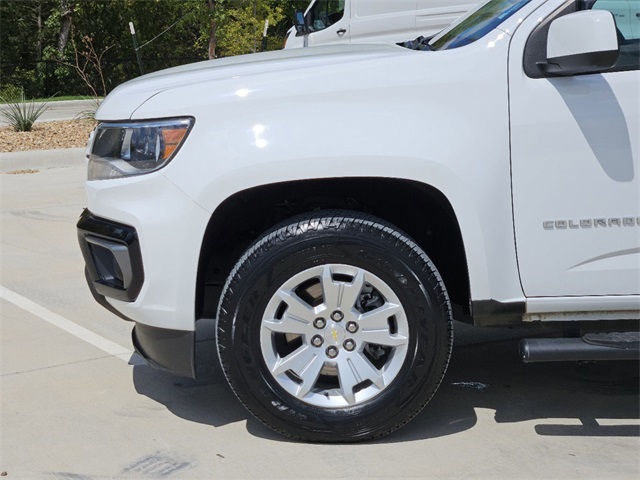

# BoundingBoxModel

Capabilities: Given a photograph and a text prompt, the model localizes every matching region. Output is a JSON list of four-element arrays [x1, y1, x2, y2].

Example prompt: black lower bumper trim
[[84, 267, 134, 323], [132, 323, 196, 378], [77, 209, 144, 303]]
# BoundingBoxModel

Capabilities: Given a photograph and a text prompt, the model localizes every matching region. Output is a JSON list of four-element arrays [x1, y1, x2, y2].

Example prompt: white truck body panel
[[87, 0, 639, 334], [92, 33, 524, 332], [508, 0, 640, 297]]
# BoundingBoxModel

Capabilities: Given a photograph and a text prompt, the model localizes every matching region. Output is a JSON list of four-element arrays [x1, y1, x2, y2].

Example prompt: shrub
[[74, 96, 101, 121], [0, 93, 50, 132], [0, 84, 23, 103]]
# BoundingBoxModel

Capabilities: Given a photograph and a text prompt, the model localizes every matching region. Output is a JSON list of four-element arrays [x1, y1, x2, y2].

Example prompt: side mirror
[[538, 10, 619, 76], [294, 10, 309, 36]]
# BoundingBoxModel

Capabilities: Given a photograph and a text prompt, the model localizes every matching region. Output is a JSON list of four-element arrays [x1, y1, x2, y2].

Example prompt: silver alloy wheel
[[260, 263, 409, 408]]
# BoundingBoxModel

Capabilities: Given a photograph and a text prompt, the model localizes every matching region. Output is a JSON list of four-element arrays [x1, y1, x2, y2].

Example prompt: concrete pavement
[[0, 147, 86, 173], [1, 163, 639, 479]]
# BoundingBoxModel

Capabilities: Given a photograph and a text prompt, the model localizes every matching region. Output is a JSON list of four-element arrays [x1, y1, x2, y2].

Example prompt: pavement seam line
[[1, 284, 132, 361], [2, 353, 134, 377]]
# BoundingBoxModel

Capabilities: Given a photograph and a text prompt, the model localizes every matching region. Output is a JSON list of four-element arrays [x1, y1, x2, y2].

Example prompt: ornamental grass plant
[[0, 93, 50, 132]]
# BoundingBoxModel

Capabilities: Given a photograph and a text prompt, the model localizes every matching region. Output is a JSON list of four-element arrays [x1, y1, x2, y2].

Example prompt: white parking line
[[1, 285, 133, 362]]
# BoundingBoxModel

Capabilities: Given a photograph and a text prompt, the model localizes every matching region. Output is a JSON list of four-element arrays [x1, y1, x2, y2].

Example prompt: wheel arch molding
[[195, 176, 471, 324]]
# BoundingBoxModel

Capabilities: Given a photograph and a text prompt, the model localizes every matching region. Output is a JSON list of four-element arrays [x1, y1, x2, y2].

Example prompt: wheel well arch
[[195, 177, 470, 321]]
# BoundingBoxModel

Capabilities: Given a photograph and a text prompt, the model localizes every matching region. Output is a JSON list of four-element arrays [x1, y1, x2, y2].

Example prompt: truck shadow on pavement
[[390, 335, 639, 444], [132, 321, 639, 444]]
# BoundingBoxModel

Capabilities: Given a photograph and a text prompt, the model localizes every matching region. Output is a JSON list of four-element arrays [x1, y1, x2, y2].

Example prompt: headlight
[[87, 117, 193, 180]]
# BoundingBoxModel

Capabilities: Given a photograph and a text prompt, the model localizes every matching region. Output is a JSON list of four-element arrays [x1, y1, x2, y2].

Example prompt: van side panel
[[350, 0, 418, 44], [416, 1, 478, 37]]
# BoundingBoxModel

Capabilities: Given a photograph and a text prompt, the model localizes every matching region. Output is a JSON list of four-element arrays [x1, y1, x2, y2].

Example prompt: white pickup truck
[[77, 0, 639, 442]]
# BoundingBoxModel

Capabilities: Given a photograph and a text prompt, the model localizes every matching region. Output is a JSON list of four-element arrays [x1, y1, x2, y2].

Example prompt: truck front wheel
[[216, 211, 453, 442]]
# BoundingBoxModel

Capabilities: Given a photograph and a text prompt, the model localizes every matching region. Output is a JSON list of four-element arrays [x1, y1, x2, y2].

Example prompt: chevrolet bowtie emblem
[[331, 329, 339, 342]]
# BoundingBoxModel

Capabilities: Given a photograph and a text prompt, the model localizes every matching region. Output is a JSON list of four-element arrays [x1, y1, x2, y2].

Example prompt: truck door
[[509, 0, 640, 297]]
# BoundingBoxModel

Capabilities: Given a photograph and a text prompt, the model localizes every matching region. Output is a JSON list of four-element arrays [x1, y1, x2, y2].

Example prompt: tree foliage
[[0, 0, 307, 98]]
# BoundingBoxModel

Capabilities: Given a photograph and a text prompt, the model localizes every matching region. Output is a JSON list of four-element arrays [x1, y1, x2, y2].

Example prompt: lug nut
[[343, 339, 356, 351], [326, 346, 339, 358], [346, 321, 358, 333], [311, 335, 324, 347], [331, 310, 344, 322], [313, 317, 326, 329]]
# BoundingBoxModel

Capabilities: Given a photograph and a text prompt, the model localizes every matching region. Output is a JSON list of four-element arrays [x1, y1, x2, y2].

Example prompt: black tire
[[216, 211, 453, 442]]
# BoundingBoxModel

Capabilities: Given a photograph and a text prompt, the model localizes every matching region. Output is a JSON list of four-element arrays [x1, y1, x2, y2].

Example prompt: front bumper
[[77, 209, 196, 378]]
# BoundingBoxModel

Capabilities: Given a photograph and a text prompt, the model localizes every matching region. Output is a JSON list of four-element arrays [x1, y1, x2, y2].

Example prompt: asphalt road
[[0, 99, 98, 126], [1, 164, 639, 479]]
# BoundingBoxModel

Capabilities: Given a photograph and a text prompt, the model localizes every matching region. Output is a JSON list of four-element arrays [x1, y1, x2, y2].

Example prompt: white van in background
[[284, 0, 477, 49]]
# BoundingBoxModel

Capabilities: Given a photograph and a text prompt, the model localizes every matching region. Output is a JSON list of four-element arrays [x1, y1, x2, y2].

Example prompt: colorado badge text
[[543, 217, 640, 230]]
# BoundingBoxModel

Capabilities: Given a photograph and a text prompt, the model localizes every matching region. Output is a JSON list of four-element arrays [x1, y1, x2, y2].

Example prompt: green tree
[[216, 0, 286, 57], [1, 0, 309, 98], [0, 1, 58, 96]]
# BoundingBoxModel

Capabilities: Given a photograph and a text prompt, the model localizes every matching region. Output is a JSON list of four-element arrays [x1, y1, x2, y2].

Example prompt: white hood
[[97, 44, 408, 120]]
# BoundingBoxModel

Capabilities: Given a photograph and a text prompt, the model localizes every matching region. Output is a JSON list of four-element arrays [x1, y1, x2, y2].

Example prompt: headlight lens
[[88, 117, 193, 180]]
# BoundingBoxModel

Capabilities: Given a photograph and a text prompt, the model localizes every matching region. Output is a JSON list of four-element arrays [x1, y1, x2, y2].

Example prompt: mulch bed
[[0, 120, 95, 152]]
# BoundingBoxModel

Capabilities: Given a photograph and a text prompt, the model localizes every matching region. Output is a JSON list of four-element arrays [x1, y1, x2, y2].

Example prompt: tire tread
[[216, 210, 453, 442]]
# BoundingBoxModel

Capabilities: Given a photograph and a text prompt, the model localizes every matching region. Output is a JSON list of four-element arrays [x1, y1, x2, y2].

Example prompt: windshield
[[429, 0, 534, 51]]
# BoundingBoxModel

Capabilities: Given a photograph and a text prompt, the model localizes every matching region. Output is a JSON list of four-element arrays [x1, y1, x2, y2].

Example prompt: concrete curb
[[0, 147, 86, 173]]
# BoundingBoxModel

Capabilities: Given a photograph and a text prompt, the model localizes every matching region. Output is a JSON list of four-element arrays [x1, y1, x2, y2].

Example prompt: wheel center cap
[[324, 323, 346, 346]]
